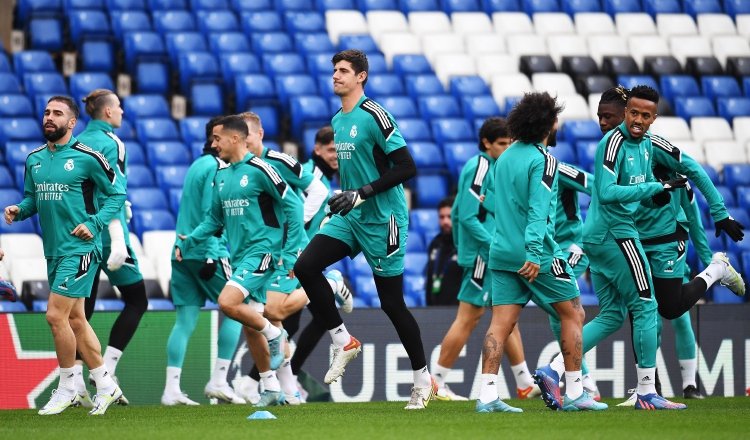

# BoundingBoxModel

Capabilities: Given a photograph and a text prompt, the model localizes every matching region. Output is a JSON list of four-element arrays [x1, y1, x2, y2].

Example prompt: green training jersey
[[332, 95, 409, 225], [555, 162, 593, 249], [16, 136, 126, 258], [172, 153, 230, 261], [76, 119, 130, 248], [180, 152, 304, 269], [452, 152, 495, 267], [582, 123, 664, 244], [489, 142, 561, 272], [300, 159, 331, 238]]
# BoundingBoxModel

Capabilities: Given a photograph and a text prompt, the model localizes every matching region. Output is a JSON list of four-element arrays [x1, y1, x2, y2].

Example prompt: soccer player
[[5, 96, 126, 415], [477, 92, 603, 413], [425, 196, 461, 306], [162, 116, 245, 406], [293, 49, 436, 410], [433, 117, 539, 401], [176, 115, 303, 408], [74, 89, 149, 406]]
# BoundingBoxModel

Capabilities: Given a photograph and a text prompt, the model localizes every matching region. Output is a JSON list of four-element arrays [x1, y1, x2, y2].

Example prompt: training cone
[[247, 411, 277, 420]]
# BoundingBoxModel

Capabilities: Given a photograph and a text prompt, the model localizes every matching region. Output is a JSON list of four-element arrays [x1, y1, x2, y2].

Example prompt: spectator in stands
[[424, 196, 460, 306]]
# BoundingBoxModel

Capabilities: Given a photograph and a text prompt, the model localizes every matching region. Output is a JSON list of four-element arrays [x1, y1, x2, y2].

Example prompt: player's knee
[[121, 281, 148, 315], [379, 295, 406, 316], [658, 303, 681, 320], [218, 296, 239, 318]]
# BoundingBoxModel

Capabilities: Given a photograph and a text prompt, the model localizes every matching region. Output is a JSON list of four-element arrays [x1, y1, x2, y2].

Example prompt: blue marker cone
[[247, 410, 277, 420]]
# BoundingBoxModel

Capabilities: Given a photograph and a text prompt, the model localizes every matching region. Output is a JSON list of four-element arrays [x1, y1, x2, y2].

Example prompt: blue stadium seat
[[0, 118, 42, 144], [317, 0, 355, 10], [350, 253, 373, 278], [702, 76, 742, 101], [404, 74, 445, 99], [135, 62, 169, 94], [80, 41, 115, 73], [190, 141, 204, 158], [68, 10, 111, 47], [126, 141, 146, 165], [443, 141, 475, 180], [129, 187, 169, 210], [196, 10, 240, 33], [431, 118, 474, 144], [180, 116, 209, 144], [561, 0, 601, 14], [404, 276, 426, 306], [397, 118, 432, 142], [392, 54, 432, 77], [366, 74, 404, 98], [522, 0, 560, 13], [718, 97, 750, 121], [0, 74, 21, 93], [32, 94, 57, 119], [252, 105, 280, 138], [660, 75, 701, 105], [0, 166, 15, 188], [736, 186, 750, 211], [744, 250, 750, 280], [235, 74, 276, 110], [354, 276, 377, 303], [23, 72, 67, 97], [240, 11, 284, 33], [69, 73, 115, 103], [251, 32, 294, 54], [338, 34, 379, 53], [128, 164, 156, 187], [66, 0, 105, 13], [0, 95, 34, 117], [136, 118, 181, 144], [404, 252, 428, 276], [366, 53, 388, 74], [108, 0, 147, 9], [284, 11, 325, 32], [146, 141, 191, 166], [169, 188, 182, 214], [674, 96, 717, 119], [414, 174, 449, 208], [13, 51, 56, 79], [29, 18, 63, 51], [208, 32, 250, 54], [549, 141, 576, 164], [110, 11, 151, 40], [16, 0, 63, 26], [617, 74, 659, 93], [408, 141, 445, 171], [0, 189, 23, 210], [132, 209, 176, 236], [377, 96, 419, 118], [406, 231, 425, 252], [192, 0, 230, 9], [603, 0, 641, 15], [642, 0, 680, 16], [0, 302, 29, 312], [306, 53, 335, 75], [123, 32, 166, 72], [442, 0, 481, 12], [232, 0, 272, 10], [683, 0, 722, 17], [729, 208, 750, 228], [418, 95, 462, 120], [575, 140, 598, 173], [461, 96, 501, 122], [149, 0, 187, 9], [263, 53, 306, 77], [450, 76, 490, 100], [115, 119, 137, 141], [0, 54, 9, 73], [700, 164, 720, 184], [290, 95, 330, 138], [294, 33, 335, 55], [5, 142, 39, 169], [276, 74, 318, 109], [712, 285, 744, 303], [400, 0, 439, 13], [165, 32, 207, 64], [178, 52, 220, 94], [409, 208, 438, 233], [724, 0, 750, 17], [317, 74, 335, 97], [220, 53, 261, 86], [716, 185, 736, 207], [191, 83, 224, 116], [561, 120, 601, 145], [358, 0, 398, 10], [155, 165, 189, 193], [482, 0, 521, 12], [124, 95, 171, 122]]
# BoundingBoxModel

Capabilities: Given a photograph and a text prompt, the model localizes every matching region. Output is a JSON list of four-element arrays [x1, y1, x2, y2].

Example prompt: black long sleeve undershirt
[[358, 146, 417, 198]]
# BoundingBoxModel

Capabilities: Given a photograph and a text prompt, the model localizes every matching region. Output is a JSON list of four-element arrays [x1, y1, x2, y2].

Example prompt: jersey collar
[[52, 136, 78, 150], [233, 152, 253, 167], [617, 121, 650, 142], [86, 119, 113, 133]]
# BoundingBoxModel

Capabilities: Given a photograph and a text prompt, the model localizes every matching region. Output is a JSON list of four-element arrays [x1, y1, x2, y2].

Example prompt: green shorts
[[642, 240, 687, 280], [457, 256, 490, 307], [490, 258, 579, 307], [267, 266, 302, 294], [100, 245, 144, 286], [320, 213, 407, 277], [170, 258, 232, 306], [47, 252, 100, 298], [226, 253, 275, 303]]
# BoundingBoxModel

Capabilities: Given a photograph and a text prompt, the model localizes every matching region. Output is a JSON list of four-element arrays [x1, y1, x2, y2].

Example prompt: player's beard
[[43, 124, 68, 143]]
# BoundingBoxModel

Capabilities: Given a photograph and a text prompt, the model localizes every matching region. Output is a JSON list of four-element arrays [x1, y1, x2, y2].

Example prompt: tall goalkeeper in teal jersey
[[176, 115, 304, 406], [294, 49, 436, 410], [4, 96, 126, 416]]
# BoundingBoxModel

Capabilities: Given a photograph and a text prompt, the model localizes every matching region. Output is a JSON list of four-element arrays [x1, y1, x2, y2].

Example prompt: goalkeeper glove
[[715, 217, 745, 242], [328, 185, 372, 216], [199, 259, 218, 280]]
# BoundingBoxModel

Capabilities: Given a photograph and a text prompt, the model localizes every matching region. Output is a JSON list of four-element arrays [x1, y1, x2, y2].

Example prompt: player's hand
[[715, 217, 745, 242], [4, 205, 19, 224], [662, 177, 688, 191], [651, 191, 671, 207], [328, 190, 365, 216], [107, 241, 128, 271], [174, 246, 183, 262], [199, 258, 217, 280], [124, 200, 133, 223], [71, 224, 94, 241], [518, 261, 540, 283], [287, 269, 295, 279]]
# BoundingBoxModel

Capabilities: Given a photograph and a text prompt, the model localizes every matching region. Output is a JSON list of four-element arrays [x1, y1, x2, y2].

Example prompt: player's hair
[[47, 95, 79, 119], [217, 115, 249, 138], [315, 125, 334, 145], [203, 115, 224, 152], [438, 196, 455, 210], [599, 85, 629, 108], [237, 111, 262, 132], [506, 92, 563, 144], [478, 117, 509, 152], [332, 49, 369, 86], [627, 85, 659, 105], [81, 89, 117, 119]]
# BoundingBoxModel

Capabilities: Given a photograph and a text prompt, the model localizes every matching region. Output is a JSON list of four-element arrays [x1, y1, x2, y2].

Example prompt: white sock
[[210, 358, 231, 386], [511, 361, 534, 389], [479, 374, 499, 404], [259, 370, 281, 392], [636, 367, 657, 395], [329, 323, 351, 346], [413, 366, 432, 388], [432, 364, 450, 388], [166, 367, 182, 394], [582, 374, 597, 392], [566, 370, 583, 400], [277, 358, 297, 395], [103, 346, 123, 376], [696, 261, 724, 287], [59, 367, 76, 393], [72, 363, 86, 391], [550, 353, 565, 377], [245, 376, 260, 397], [679, 358, 697, 389], [89, 365, 116, 393], [260, 321, 282, 340]]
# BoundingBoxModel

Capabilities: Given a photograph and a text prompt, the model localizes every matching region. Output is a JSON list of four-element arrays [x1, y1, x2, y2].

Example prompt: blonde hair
[[237, 111, 262, 132], [82, 89, 116, 119]]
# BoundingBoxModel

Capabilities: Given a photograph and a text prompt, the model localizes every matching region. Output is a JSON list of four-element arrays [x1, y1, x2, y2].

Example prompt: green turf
[[2, 398, 749, 440]]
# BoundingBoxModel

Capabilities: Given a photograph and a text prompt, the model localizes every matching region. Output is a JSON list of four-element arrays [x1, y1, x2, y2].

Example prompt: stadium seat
[[0, 118, 42, 144], [433, 54, 478, 88], [414, 174, 449, 208], [132, 209, 176, 237], [196, 10, 239, 33], [712, 285, 744, 303], [240, 10, 283, 35], [404, 252, 428, 276], [409, 208, 438, 234], [0, 73, 21, 94], [154, 166, 188, 194], [532, 72, 577, 96], [575, 140, 598, 172], [377, 96, 418, 118], [29, 18, 63, 52], [324, 10, 368, 46], [219, 53, 260, 87], [605, 0, 642, 15], [180, 116, 209, 145], [129, 187, 169, 210], [713, 37, 750, 69], [702, 76, 742, 101], [251, 32, 294, 54], [275, 74, 317, 108], [284, 11, 325, 33], [208, 32, 250, 55], [561, 120, 600, 145], [148, 0, 187, 9], [192, 0, 229, 9], [725, 0, 750, 17], [659, 75, 701, 105], [736, 186, 750, 211], [123, 32, 166, 72], [726, 56, 750, 79], [461, 95, 501, 121], [337, 34, 378, 53], [574, 12, 615, 36], [165, 32, 207, 65], [115, 119, 137, 141], [0, 166, 14, 188], [421, 33, 464, 65], [124, 95, 170, 122], [408, 141, 445, 171], [110, 11, 151, 40], [587, 35, 629, 67], [404, 74, 444, 100], [688, 1, 725, 19], [576, 75, 615, 96], [128, 165, 156, 187], [13, 51, 56, 79], [294, 33, 335, 56], [398, 118, 432, 142], [366, 74, 404, 98], [0, 302, 28, 312], [69, 73, 115, 103], [306, 53, 335, 76], [734, 116, 750, 146], [134, 62, 169, 94], [491, 73, 532, 105], [548, 141, 576, 163], [67, 10, 111, 48], [704, 141, 747, 170], [649, 116, 692, 141], [108, 0, 146, 10], [235, 74, 277, 110], [645, 0, 682, 17], [417, 95, 462, 120], [190, 83, 223, 116], [146, 141, 191, 167], [409, 11, 452, 36], [522, 0, 559, 14], [669, 36, 713, 67], [153, 11, 195, 34], [263, 53, 305, 78], [289, 96, 330, 138], [317, 0, 355, 10], [0, 95, 34, 117], [136, 118, 180, 144], [723, 164, 750, 189], [169, 188, 182, 214], [177, 52, 220, 94], [601, 56, 641, 77], [533, 12, 575, 37], [431, 118, 474, 144], [450, 76, 490, 100], [717, 97, 750, 121], [126, 141, 146, 165], [23, 72, 67, 98], [675, 96, 716, 119], [378, 33, 421, 66], [684, 55, 724, 77], [643, 55, 683, 77]]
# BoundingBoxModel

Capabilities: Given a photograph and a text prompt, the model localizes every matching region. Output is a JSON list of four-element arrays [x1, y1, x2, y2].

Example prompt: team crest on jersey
[[349, 125, 358, 138], [240, 175, 248, 187], [64, 159, 74, 171]]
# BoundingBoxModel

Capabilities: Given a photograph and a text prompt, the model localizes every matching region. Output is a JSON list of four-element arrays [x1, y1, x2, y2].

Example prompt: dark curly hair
[[599, 85, 629, 108], [477, 117, 509, 152], [627, 85, 659, 105], [506, 92, 563, 144], [332, 49, 369, 87]]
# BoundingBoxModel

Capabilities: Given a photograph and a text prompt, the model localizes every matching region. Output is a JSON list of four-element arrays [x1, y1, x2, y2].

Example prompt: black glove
[[199, 258, 218, 280], [662, 177, 688, 191], [328, 189, 366, 216], [651, 191, 671, 207], [715, 217, 745, 242]]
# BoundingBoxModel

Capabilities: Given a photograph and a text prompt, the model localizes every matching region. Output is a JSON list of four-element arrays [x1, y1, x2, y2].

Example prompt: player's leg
[[504, 325, 541, 399], [289, 312, 327, 402], [670, 311, 701, 398]]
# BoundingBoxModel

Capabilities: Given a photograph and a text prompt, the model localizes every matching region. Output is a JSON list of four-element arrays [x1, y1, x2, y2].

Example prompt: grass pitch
[[1, 397, 749, 440]]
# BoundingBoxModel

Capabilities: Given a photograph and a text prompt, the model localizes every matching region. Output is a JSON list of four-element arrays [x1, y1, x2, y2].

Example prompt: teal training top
[[76, 119, 131, 248], [17, 136, 126, 258], [489, 141, 562, 272], [331, 95, 409, 225], [172, 153, 229, 261], [452, 151, 495, 267], [555, 162, 593, 250], [582, 122, 664, 244], [300, 159, 331, 238]]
